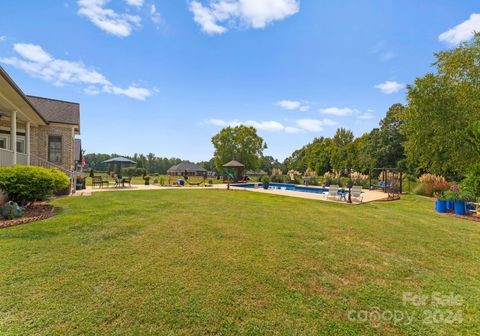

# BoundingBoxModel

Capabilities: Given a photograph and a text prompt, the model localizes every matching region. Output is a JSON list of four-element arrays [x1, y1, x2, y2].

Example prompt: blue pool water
[[232, 183, 347, 195]]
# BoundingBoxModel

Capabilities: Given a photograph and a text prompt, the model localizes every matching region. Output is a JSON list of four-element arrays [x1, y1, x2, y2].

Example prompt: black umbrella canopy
[[103, 157, 137, 166]]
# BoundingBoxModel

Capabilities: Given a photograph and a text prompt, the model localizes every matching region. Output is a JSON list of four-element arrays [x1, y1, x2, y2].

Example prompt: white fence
[[0, 148, 15, 166], [16, 153, 29, 165]]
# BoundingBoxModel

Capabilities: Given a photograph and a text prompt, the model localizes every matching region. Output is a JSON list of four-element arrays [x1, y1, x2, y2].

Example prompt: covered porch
[[0, 67, 46, 166]]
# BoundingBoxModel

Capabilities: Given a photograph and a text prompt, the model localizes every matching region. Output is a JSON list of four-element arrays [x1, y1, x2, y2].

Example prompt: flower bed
[[0, 203, 56, 229]]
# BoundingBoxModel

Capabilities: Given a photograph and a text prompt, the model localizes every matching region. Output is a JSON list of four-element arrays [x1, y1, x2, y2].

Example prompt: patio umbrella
[[103, 157, 137, 166], [103, 157, 137, 174]]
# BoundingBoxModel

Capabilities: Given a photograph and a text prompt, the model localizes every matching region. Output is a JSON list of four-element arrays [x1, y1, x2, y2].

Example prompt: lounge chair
[[92, 176, 109, 188], [351, 185, 364, 203], [327, 185, 340, 200]]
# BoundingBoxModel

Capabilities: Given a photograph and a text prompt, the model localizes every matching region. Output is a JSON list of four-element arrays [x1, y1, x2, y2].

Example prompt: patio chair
[[327, 185, 340, 201], [122, 176, 132, 187], [351, 185, 364, 203], [466, 202, 479, 216], [92, 176, 109, 188], [114, 176, 123, 188]]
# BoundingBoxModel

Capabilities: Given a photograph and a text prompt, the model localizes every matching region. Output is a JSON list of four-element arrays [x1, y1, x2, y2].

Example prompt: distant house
[[0, 66, 82, 190], [167, 162, 207, 177]]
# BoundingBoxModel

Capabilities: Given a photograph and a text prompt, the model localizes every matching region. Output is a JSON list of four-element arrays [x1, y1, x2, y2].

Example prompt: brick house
[[0, 66, 82, 191]]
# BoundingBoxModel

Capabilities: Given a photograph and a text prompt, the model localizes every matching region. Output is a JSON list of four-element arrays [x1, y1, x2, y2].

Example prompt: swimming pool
[[232, 183, 347, 195]]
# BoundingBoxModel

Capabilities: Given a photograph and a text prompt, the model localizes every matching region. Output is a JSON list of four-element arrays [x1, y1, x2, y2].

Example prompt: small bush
[[0, 165, 69, 205], [418, 173, 446, 185], [461, 162, 480, 197], [413, 181, 450, 197]]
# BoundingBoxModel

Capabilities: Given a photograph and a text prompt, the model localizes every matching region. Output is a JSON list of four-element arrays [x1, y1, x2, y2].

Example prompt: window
[[0, 136, 7, 150], [48, 136, 62, 163], [16, 139, 25, 153]]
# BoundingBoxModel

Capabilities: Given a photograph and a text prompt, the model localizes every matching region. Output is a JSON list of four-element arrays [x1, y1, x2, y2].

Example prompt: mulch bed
[[443, 212, 480, 223], [0, 203, 56, 229]]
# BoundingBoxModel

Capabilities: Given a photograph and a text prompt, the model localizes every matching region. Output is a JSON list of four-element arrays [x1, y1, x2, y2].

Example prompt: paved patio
[[74, 184, 390, 204]]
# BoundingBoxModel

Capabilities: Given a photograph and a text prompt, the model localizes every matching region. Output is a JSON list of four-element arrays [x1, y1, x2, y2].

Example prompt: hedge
[[0, 165, 70, 205]]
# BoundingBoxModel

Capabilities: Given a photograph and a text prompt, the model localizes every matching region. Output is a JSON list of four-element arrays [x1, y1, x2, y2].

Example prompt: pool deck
[[75, 183, 389, 204]]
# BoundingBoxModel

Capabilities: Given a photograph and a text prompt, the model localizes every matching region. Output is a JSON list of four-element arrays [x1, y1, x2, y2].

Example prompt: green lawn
[[1, 191, 479, 335]]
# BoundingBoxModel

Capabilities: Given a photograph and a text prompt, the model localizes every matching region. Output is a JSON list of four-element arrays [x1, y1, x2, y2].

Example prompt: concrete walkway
[[74, 183, 389, 204]]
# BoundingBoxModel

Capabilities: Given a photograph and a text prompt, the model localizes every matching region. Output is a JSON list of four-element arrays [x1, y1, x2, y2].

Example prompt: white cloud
[[150, 4, 162, 27], [439, 13, 480, 45], [374, 80, 406, 94], [284, 126, 303, 134], [0, 43, 152, 100], [205, 116, 337, 134], [246, 120, 284, 131], [126, 0, 144, 7], [189, 0, 299, 34], [277, 99, 310, 111], [0, 36, 6, 42], [295, 118, 338, 132], [319, 107, 353, 116], [77, 0, 141, 37], [206, 118, 285, 131], [277, 99, 301, 110], [296, 119, 323, 132]]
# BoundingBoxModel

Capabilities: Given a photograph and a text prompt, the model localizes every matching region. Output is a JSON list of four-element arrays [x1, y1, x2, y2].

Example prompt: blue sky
[[0, 1, 478, 162]]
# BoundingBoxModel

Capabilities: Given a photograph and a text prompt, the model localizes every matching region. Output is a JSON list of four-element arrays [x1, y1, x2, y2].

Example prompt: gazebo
[[223, 160, 244, 182]]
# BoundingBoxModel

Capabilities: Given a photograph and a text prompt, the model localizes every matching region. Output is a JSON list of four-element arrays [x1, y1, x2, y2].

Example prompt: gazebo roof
[[223, 160, 244, 168]]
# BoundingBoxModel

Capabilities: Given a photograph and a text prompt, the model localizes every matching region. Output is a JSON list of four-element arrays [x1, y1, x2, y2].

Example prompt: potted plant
[[435, 192, 448, 213], [261, 176, 270, 189], [445, 185, 474, 216]]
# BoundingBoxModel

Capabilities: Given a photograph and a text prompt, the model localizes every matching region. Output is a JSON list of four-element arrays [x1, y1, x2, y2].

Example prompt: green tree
[[401, 34, 480, 178], [211, 125, 267, 171], [329, 128, 354, 174]]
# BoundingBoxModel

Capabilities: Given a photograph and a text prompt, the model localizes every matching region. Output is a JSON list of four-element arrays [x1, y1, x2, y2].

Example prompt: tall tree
[[211, 125, 267, 171], [368, 103, 406, 170], [330, 128, 354, 174]]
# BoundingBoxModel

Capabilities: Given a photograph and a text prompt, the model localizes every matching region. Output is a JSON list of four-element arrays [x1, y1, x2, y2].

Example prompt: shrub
[[50, 168, 70, 192], [461, 162, 480, 197], [0, 165, 70, 205], [413, 181, 450, 197], [261, 176, 270, 184], [417, 173, 446, 185], [350, 171, 370, 188]]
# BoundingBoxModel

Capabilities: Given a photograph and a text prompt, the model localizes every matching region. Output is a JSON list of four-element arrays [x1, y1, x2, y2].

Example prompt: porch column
[[10, 110, 16, 165], [26, 121, 31, 165]]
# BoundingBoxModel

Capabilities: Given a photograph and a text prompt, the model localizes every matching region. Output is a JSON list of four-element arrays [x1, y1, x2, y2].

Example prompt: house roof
[[223, 160, 244, 168], [167, 162, 207, 173], [0, 66, 47, 125], [26, 95, 80, 127], [74, 139, 82, 162]]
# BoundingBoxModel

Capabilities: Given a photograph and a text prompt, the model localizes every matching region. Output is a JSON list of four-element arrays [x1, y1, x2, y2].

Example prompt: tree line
[[86, 34, 480, 182]]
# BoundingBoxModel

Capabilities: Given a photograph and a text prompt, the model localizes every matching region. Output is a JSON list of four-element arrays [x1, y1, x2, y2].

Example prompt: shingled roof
[[26, 95, 80, 128], [167, 162, 207, 173]]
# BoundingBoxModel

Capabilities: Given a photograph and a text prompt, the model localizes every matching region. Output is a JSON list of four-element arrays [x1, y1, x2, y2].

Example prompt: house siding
[[30, 125, 76, 172], [0, 119, 76, 172]]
